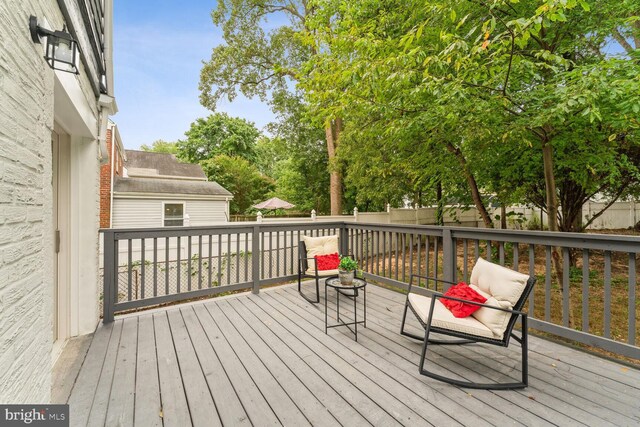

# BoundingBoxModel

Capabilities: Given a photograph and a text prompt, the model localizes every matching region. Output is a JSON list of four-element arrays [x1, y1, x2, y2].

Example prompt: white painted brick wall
[[0, 0, 66, 404]]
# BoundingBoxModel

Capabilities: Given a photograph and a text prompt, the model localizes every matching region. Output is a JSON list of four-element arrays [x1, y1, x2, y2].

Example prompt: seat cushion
[[302, 235, 339, 259], [408, 293, 495, 339], [305, 268, 339, 276]]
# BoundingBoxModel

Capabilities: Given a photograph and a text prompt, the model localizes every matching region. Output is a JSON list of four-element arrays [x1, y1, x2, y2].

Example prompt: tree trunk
[[541, 137, 564, 288], [325, 118, 343, 215], [435, 181, 444, 226], [542, 140, 558, 232], [501, 205, 507, 229], [445, 142, 493, 228]]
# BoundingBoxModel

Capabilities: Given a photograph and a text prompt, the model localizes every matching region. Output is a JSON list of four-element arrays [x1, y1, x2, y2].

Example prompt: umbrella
[[252, 197, 295, 210]]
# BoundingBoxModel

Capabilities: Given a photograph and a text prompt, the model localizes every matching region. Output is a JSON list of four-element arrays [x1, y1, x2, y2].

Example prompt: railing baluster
[[582, 250, 589, 333], [208, 235, 213, 288], [227, 232, 232, 285], [417, 234, 422, 285], [529, 244, 535, 313], [275, 230, 280, 277], [290, 230, 294, 275], [545, 246, 551, 322], [562, 247, 570, 327], [165, 237, 169, 295], [187, 236, 192, 292], [407, 234, 412, 283], [245, 232, 250, 281], [401, 233, 406, 282], [629, 252, 636, 346], [127, 239, 132, 301], [278, 230, 287, 276], [198, 235, 203, 290], [434, 236, 439, 279], [153, 237, 157, 297], [141, 238, 145, 299], [499, 241, 505, 265], [513, 242, 519, 271], [376, 231, 380, 276], [425, 236, 430, 279], [604, 250, 612, 338], [236, 233, 241, 284], [260, 232, 264, 281], [382, 231, 386, 277], [218, 235, 223, 286], [268, 231, 273, 279], [395, 232, 399, 280], [176, 236, 181, 294], [463, 239, 468, 282], [388, 231, 393, 278]]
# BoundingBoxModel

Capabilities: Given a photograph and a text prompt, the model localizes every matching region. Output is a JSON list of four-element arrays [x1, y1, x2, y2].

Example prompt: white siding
[[187, 200, 228, 225], [0, 0, 106, 404], [112, 197, 228, 228], [112, 198, 163, 228]]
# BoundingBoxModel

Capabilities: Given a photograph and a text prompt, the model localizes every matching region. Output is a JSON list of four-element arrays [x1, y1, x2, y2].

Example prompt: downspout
[[109, 123, 115, 228]]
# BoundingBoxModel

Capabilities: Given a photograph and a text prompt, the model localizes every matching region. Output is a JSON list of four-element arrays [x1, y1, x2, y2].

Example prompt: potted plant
[[338, 256, 358, 285]]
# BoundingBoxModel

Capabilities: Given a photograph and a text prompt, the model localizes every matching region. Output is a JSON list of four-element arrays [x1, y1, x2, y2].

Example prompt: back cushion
[[469, 257, 528, 306], [469, 258, 530, 338], [302, 235, 339, 261]]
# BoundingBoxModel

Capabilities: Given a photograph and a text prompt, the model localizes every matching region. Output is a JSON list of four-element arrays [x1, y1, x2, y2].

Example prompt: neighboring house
[[0, 0, 116, 403], [99, 119, 126, 228], [100, 148, 233, 228]]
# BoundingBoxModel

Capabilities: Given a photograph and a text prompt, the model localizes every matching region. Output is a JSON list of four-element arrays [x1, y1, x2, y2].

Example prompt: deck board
[[56, 282, 640, 427]]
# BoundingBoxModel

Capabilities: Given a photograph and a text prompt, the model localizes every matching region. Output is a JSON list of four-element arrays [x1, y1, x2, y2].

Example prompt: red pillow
[[440, 282, 487, 318], [314, 253, 339, 271]]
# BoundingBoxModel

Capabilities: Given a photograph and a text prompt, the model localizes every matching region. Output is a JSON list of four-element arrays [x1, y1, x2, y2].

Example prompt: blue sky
[[113, 0, 275, 149]]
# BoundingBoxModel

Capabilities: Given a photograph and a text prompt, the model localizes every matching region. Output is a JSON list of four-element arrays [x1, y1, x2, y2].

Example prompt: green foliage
[[178, 113, 260, 163], [201, 154, 274, 214], [338, 256, 358, 271], [300, 0, 640, 229], [140, 140, 178, 155]]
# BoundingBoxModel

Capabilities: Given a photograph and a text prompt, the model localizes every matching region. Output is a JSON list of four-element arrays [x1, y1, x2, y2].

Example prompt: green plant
[[338, 256, 358, 271]]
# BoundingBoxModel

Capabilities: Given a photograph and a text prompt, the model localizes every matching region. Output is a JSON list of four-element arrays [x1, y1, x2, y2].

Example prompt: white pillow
[[469, 257, 528, 306], [469, 284, 513, 338], [468, 259, 530, 338], [301, 235, 339, 260]]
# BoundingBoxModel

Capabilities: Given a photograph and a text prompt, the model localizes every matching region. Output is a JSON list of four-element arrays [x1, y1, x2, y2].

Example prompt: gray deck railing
[[102, 221, 639, 359]]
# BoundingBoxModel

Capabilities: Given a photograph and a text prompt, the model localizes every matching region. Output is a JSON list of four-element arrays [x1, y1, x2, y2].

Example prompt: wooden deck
[[54, 282, 640, 426]]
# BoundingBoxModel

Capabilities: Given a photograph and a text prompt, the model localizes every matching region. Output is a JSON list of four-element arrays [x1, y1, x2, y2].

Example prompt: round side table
[[324, 276, 367, 341]]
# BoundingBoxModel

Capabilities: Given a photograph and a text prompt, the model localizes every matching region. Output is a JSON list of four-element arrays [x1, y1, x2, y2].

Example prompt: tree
[[140, 140, 178, 154], [177, 113, 260, 164], [302, 0, 639, 231], [199, 0, 345, 214], [201, 154, 274, 214]]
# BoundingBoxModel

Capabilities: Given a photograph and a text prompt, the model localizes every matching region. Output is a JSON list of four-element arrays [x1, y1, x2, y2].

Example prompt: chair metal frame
[[400, 272, 536, 390], [298, 240, 322, 303]]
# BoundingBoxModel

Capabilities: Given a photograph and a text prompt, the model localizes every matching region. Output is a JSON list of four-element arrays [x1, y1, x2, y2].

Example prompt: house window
[[163, 203, 184, 226]]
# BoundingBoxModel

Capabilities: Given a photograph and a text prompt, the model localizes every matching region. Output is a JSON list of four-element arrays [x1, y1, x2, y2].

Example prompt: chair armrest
[[408, 274, 456, 293], [299, 257, 318, 274]]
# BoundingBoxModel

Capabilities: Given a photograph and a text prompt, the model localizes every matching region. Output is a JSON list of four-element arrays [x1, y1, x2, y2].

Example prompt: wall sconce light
[[29, 15, 79, 74]]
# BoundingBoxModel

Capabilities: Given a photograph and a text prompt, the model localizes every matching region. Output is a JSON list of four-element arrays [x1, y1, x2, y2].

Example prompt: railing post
[[252, 225, 260, 294], [442, 228, 456, 284], [103, 230, 115, 323], [339, 223, 349, 255]]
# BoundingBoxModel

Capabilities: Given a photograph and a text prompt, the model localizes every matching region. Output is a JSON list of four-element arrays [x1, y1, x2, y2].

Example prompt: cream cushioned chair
[[298, 235, 340, 303], [400, 257, 536, 389]]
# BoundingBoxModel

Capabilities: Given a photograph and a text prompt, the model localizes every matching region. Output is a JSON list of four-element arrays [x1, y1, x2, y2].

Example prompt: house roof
[[114, 177, 233, 197], [124, 150, 206, 179]]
